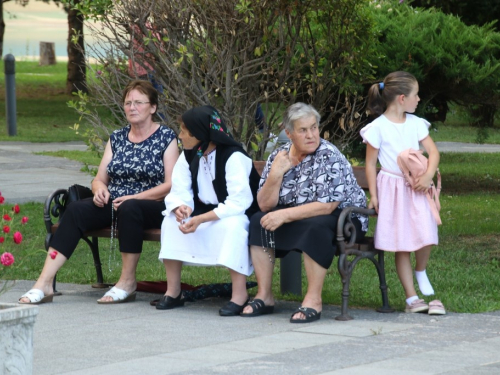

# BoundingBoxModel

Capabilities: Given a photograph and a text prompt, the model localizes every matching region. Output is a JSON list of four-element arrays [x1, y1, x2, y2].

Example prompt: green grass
[[0, 61, 90, 142], [2, 62, 500, 314]]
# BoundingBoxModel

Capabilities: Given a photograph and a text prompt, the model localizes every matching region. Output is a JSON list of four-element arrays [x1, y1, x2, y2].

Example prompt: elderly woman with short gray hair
[[241, 102, 368, 323]]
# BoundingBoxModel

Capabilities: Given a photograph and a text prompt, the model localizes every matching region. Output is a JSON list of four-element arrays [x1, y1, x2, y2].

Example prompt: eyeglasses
[[124, 100, 150, 108]]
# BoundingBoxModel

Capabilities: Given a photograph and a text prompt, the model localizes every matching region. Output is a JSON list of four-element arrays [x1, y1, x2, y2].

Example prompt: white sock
[[406, 295, 418, 306], [415, 270, 435, 296]]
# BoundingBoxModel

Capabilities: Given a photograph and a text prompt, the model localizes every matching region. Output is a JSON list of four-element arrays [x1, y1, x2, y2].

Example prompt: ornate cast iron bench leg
[[375, 250, 394, 313]]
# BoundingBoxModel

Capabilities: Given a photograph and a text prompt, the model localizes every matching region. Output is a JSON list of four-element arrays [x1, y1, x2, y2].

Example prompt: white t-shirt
[[360, 114, 430, 172]]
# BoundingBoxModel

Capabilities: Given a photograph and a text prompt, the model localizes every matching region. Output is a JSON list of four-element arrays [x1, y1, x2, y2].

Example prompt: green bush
[[369, 1, 500, 130]]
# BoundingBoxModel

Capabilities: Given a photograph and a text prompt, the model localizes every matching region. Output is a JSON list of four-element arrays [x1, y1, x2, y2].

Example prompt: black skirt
[[248, 207, 364, 269]]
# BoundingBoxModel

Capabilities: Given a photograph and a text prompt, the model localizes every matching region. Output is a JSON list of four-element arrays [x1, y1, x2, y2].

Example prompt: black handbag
[[64, 184, 93, 208]]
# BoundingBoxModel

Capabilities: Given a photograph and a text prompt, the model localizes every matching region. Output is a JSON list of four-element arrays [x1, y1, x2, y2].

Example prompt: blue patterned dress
[[107, 124, 176, 199]]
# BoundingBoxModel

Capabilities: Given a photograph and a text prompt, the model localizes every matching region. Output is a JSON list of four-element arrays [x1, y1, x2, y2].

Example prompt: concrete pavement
[[1, 140, 500, 374], [2, 281, 500, 375]]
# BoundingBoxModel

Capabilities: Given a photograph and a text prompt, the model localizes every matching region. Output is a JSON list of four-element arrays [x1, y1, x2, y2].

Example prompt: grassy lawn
[[1, 62, 500, 314], [0, 61, 91, 142]]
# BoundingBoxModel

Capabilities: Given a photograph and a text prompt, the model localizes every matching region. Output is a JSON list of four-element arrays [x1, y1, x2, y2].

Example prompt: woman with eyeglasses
[[19, 80, 179, 305]]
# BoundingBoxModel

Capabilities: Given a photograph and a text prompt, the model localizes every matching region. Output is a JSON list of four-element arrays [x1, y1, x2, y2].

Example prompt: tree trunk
[[66, 2, 87, 94], [39, 42, 57, 65], [0, 0, 5, 58]]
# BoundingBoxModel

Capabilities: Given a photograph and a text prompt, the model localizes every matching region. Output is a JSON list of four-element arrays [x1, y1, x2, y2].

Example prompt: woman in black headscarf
[[158, 105, 260, 316]]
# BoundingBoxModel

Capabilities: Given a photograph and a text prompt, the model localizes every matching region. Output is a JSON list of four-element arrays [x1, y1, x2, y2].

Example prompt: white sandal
[[19, 289, 54, 304], [97, 286, 136, 304]]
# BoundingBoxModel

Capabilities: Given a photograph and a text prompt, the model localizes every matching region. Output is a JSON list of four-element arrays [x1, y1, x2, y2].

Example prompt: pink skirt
[[375, 169, 438, 252]]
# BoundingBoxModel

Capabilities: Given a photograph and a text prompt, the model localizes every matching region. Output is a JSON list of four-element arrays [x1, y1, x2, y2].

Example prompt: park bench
[[44, 162, 393, 320]]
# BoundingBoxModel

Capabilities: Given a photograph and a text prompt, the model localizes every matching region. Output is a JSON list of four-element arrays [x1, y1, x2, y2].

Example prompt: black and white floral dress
[[248, 139, 368, 269], [107, 124, 176, 199]]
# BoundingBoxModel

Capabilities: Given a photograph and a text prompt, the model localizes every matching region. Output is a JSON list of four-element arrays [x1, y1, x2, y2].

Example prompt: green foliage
[[370, 1, 500, 129], [75, 0, 379, 156], [410, 0, 500, 31], [60, 0, 114, 21]]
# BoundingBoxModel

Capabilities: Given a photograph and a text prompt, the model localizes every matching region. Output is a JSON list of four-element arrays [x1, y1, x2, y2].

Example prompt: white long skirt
[[159, 214, 254, 276]]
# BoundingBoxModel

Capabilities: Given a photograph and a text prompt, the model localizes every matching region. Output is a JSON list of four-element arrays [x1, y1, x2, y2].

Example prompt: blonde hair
[[367, 71, 418, 117]]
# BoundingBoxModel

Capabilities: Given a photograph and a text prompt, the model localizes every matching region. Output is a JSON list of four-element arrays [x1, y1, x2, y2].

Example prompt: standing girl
[[360, 71, 445, 315]]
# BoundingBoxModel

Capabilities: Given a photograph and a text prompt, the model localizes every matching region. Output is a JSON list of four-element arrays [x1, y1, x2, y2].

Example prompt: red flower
[[13, 231, 22, 244], [12, 204, 20, 214], [3, 214, 12, 221], [3, 226, 10, 234], [50, 251, 58, 259], [1, 252, 15, 266], [0, 237, 4, 243], [0, 196, 4, 204], [21, 216, 29, 224]]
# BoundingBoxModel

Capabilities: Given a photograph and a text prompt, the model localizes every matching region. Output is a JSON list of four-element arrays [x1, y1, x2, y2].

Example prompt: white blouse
[[164, 149, 253, 220]]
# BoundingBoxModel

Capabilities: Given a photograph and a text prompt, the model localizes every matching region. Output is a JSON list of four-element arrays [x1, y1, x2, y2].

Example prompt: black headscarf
[[181, 105, 260, 218], [182, 105, 243, 178]]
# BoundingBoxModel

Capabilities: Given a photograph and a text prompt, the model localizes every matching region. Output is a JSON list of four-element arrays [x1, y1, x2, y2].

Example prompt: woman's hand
[[261, 210, 288, 232], [93, 188, 110, 207], [174, 205, 193, 223], [270, 150, 294, 177], [368, 196, 379, 214], [179, 216, 201, 234], [112, 195, 135, 210]]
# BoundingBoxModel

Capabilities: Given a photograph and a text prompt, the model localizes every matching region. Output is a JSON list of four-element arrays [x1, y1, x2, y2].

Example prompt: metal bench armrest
[[336, 206, 376, 252]]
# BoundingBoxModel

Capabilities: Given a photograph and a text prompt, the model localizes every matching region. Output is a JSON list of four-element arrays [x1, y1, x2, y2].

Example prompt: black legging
[[49, 198, 165, 259]]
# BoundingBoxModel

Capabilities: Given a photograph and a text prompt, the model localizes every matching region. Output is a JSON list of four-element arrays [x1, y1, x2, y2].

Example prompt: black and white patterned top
[[107, 124, 176, 200], [259, 139, 368, 231]]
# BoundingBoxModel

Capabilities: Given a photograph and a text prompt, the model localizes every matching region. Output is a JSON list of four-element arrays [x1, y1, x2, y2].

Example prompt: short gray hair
[[282, 102, 321, 132]]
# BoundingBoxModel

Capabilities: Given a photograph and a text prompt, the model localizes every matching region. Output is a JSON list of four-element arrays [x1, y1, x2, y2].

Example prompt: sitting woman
[[19, 80, 179, 304], [241, 102, 368, 323], [158, 105, 259, 316]]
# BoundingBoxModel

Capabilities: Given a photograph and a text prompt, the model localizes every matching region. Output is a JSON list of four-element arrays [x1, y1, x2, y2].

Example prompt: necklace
[[260, 226, 276, 264], [108, 202, 118, 272]]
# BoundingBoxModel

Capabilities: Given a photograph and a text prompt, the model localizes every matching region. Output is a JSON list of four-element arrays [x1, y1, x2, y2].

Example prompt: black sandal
[[240, 298, 274, 317], [219, 299, 249, 317], [156, 292, 185, 310], [290, 306, 321, 323]]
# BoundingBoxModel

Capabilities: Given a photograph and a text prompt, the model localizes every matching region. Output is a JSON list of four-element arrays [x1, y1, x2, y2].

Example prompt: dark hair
[[122, 79, 159, 114], [367, 71, 418, 117]]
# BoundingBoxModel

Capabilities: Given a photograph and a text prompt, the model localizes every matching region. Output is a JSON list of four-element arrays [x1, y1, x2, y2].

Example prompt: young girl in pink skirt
[[360, 71, 445, 315]]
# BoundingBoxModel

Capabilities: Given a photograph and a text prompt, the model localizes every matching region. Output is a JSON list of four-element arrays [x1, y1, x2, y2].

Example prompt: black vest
[[192, 146, 260, 219]]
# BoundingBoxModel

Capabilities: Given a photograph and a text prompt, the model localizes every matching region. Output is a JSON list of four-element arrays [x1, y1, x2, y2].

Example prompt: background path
[[1, 140, 500, 204]]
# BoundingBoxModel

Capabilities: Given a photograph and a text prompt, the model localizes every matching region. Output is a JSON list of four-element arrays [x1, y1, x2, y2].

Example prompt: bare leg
[[415, 245, 432, 271], [291, 253, 326, 321], [163, 259, 183, 298], [395, 251, 417, 298], [19, 247, 67, 302], [241, 245, 275, 314], [229, 269, 249, 306], [98, 252, 140, 302]]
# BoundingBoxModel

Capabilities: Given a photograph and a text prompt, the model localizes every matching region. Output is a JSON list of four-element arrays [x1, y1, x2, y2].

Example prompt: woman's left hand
[[179, 216, 201, 234], [261, 211, 287, 232], [112, 195, 135, 210]]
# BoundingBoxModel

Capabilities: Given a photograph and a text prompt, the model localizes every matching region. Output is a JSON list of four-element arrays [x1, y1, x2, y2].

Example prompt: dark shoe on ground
[[156, 292, 185, 310], [219, 299, 249, 317], [290, 306, 321, 323], [240, 298, 274, 317]]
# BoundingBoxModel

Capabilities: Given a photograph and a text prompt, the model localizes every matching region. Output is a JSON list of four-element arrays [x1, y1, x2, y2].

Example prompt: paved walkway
[[1, 141, 500, 374]]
